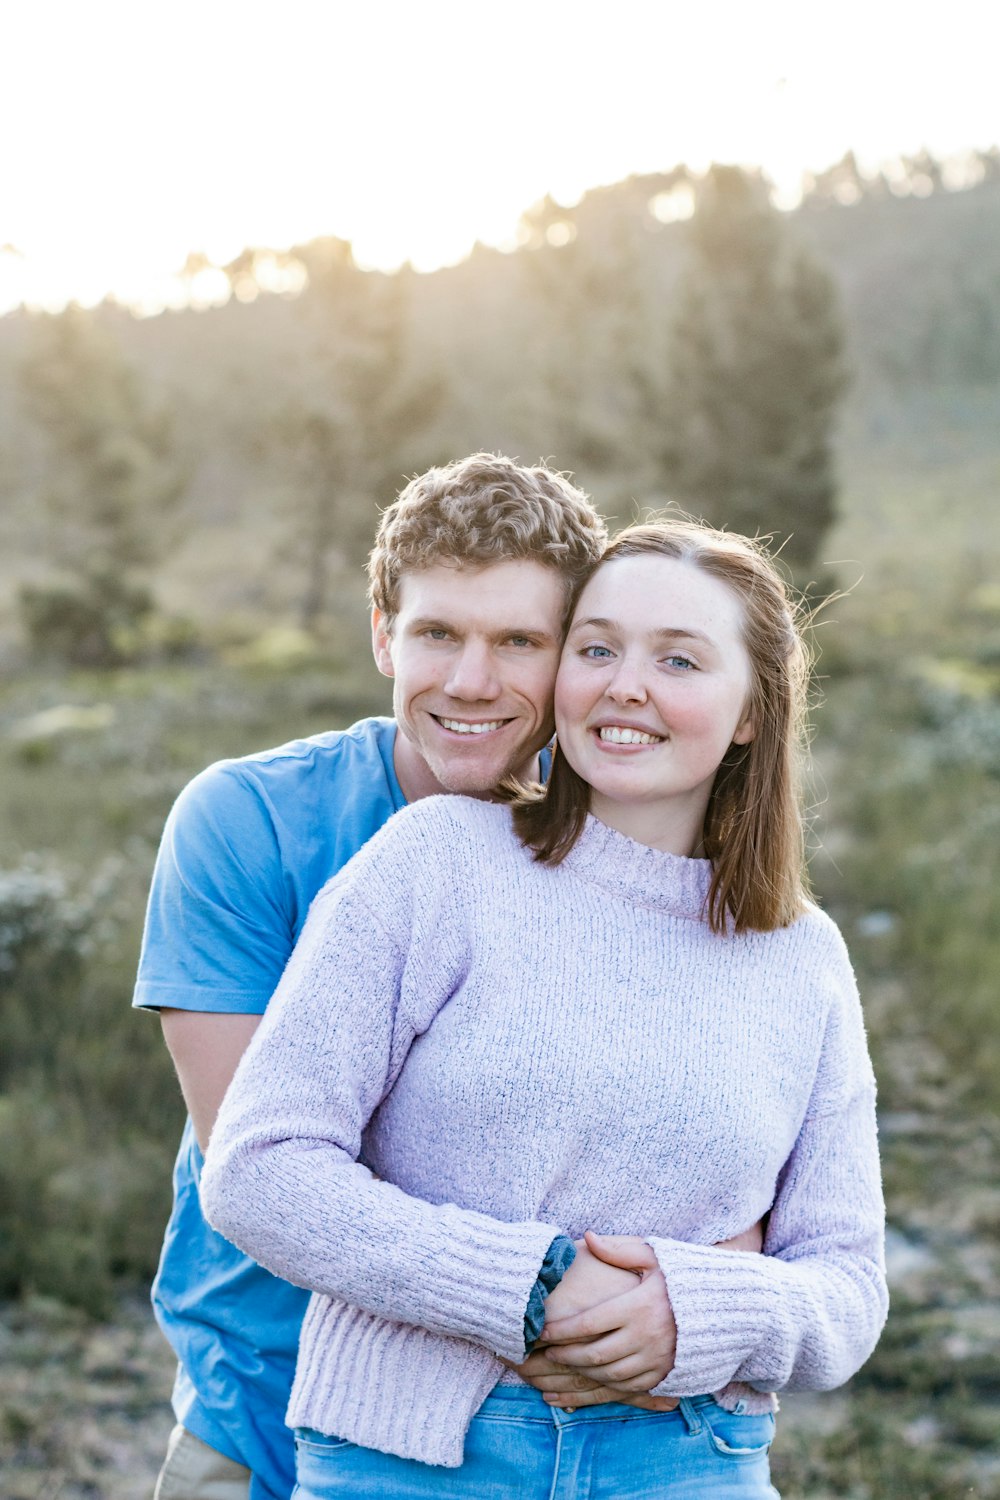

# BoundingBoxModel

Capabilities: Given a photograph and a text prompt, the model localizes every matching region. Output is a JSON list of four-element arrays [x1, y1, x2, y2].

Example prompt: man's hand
[[509, 1346, 680, 1412], [160, 1010, 261, 1152], [538, 1233, 677, 1396], [720, 1219, 766, 1254]]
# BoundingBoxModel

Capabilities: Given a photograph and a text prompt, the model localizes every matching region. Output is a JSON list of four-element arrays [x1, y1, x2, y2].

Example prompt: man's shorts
[[153, 1424, 251, 1500]]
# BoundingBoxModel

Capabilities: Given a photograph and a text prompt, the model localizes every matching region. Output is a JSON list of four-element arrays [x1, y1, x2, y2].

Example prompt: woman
[[201, 519, 887, 1499]]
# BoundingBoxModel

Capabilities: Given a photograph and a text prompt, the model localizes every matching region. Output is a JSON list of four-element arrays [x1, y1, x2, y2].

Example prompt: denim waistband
[[476, 1386, 723, 1428]]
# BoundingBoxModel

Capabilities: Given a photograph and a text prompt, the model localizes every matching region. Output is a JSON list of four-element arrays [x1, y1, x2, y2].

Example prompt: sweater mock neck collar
[[560, 815, 712, 921]]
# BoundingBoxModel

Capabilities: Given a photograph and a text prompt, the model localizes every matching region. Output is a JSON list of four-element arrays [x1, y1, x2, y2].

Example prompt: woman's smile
[[591, 721, 665, 746]]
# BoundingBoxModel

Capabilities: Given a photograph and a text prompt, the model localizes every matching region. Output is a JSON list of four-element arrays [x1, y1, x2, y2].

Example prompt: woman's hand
[[507, 1237, 679, 1411], [542, 1236, 643, 1323], [537, 1232, 677, 1396], [512, 1220, 765, 1408]]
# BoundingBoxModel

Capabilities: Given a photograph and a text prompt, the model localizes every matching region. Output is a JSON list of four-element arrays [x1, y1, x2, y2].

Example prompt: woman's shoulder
[[320, 795, 520, 896], [382, 793, 519, 847], [792, 897, 850, 950], [304, 798, 519, 945], [758, 899, 858, 994]]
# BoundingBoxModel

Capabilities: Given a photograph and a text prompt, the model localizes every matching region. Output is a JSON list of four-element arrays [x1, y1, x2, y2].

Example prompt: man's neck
[[392, 731, 541, 804]]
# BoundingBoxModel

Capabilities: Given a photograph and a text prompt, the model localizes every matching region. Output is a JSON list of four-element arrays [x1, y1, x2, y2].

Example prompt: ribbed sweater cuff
[[202, 1148, 562, 1364], [402, 1209, 563, 1361], [645, 1238, 773, 1395]]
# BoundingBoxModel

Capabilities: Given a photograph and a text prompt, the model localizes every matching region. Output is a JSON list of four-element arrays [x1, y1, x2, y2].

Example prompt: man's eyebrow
[[405, 615, 558, 641], [404, 615, 452, 633]]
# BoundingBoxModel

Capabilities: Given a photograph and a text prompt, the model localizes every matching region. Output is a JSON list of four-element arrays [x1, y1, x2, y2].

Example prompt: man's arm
[[161, 1010, 261, 1152]]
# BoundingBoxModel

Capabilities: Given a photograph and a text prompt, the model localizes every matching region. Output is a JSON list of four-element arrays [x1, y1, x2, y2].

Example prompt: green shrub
[[816, 667, 1000, 1117], [0, 856, 181, 1311], [20, 575, 154, 668]]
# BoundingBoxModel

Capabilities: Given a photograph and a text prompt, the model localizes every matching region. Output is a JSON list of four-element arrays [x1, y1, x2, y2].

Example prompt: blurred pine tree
[[18, 306, 185, 664], [272, 240, 445, 632], [656, 166, 847, 577]]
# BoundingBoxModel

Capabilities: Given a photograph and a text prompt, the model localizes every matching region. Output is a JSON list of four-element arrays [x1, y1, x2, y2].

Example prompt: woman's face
[[554, 553, 755, 854]]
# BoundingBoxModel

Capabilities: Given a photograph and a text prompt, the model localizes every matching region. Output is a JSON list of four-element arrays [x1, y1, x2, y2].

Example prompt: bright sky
[[1, 0, 998, 314]]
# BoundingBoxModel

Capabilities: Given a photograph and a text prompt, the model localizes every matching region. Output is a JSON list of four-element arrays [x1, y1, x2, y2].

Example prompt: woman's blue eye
[[665, 654, 695, 670], [582, 645, 613, 659]]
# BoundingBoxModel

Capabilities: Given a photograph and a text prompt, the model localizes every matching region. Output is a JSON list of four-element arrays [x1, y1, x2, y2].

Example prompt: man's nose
[[443, 643, 501, 701]]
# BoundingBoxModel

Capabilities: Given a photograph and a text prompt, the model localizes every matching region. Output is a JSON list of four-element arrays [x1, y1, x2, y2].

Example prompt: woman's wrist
[[524, 1235, 577, 1348]]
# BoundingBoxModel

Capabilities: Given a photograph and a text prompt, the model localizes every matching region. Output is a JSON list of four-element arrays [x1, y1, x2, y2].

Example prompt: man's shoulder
[[177, 716, 394, 807], [212, 715, 394, 783]]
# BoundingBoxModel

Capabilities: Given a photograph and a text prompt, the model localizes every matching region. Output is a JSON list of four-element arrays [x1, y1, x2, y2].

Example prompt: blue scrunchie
[[523, 1235, 576, 1349]]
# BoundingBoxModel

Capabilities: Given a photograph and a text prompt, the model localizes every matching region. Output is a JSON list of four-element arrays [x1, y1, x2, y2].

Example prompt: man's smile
[[432, 715, 513, 736]]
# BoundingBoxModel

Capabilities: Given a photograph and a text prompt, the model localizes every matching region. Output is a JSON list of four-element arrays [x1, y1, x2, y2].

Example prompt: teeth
[[598, 726, 662, 745], [439, 718, 505, 735]]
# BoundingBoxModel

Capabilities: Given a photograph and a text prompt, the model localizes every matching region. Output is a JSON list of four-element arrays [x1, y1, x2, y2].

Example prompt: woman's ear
[[732, 713, 755, 746]]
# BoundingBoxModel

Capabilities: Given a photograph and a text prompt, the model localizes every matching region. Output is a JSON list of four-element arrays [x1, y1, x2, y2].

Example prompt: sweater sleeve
[[199, 806, 562, 1365], [646, 924, 888, 1398]]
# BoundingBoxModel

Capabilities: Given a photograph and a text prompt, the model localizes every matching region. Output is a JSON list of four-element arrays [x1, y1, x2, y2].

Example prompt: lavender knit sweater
[[201, 796, 887, 1468]]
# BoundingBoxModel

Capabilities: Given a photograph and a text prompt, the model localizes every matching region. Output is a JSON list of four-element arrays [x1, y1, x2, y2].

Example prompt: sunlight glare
[[1, 0, 997, 312]]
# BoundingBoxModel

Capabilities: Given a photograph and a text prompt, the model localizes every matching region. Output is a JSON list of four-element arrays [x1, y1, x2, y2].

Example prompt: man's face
[[372, 559, 566, 801]]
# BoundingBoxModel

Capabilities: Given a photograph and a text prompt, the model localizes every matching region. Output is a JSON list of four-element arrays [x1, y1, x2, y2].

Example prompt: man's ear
[[371, 608, 395, 678]]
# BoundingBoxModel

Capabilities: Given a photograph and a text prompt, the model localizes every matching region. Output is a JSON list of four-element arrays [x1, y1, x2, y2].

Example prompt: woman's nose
[[606, 663, 647, 704]]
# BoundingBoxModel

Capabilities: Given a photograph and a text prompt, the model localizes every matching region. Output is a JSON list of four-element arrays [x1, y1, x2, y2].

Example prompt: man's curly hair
[[368, 454, 607, 627]]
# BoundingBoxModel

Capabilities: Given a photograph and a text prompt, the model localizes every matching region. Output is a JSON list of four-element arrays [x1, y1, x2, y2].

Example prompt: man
[[136, 454, 612, 1500]]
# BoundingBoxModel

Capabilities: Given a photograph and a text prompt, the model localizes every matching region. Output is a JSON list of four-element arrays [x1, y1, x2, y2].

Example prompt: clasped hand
[[508, 1219, 764, 1411], [509, 1230, 678, 1411]]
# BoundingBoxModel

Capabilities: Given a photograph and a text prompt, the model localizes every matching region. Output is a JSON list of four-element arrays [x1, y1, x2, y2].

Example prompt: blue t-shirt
[[134, 717, 407, 1500]]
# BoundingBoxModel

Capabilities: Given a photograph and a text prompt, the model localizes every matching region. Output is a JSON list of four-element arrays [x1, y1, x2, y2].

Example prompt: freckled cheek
[[660, 698, 735, 747]]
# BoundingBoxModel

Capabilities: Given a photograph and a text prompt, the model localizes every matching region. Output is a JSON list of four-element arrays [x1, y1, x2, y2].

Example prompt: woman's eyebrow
[[569, 616, 616, 633], [649, 627, 715, 646], [570, 617, 716, 647]]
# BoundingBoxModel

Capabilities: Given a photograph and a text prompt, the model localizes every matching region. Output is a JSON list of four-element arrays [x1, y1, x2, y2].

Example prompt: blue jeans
[[293, 1387, 779, 1498]]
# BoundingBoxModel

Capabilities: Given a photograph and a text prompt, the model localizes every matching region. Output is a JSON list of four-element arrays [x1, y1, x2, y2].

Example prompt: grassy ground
[[0, 1297, 174, 1500], [3, 649, 997, 1497], [2, 415, 998, 1495]]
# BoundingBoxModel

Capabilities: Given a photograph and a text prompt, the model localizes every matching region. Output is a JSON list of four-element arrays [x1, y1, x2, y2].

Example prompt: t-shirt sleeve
[[132, 762, 295, 1014]]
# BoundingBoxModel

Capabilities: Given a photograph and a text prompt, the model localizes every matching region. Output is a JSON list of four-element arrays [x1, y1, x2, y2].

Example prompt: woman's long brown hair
[[510, 520, 812, 934]]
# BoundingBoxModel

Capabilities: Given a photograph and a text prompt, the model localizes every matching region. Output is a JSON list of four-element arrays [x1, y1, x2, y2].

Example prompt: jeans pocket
[[700, 1402, 775, 1460], [294, 1428, 356, 1457]]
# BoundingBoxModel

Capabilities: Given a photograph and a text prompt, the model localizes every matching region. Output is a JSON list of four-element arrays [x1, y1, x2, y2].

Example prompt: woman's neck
[[586, 791, 709, 858]]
